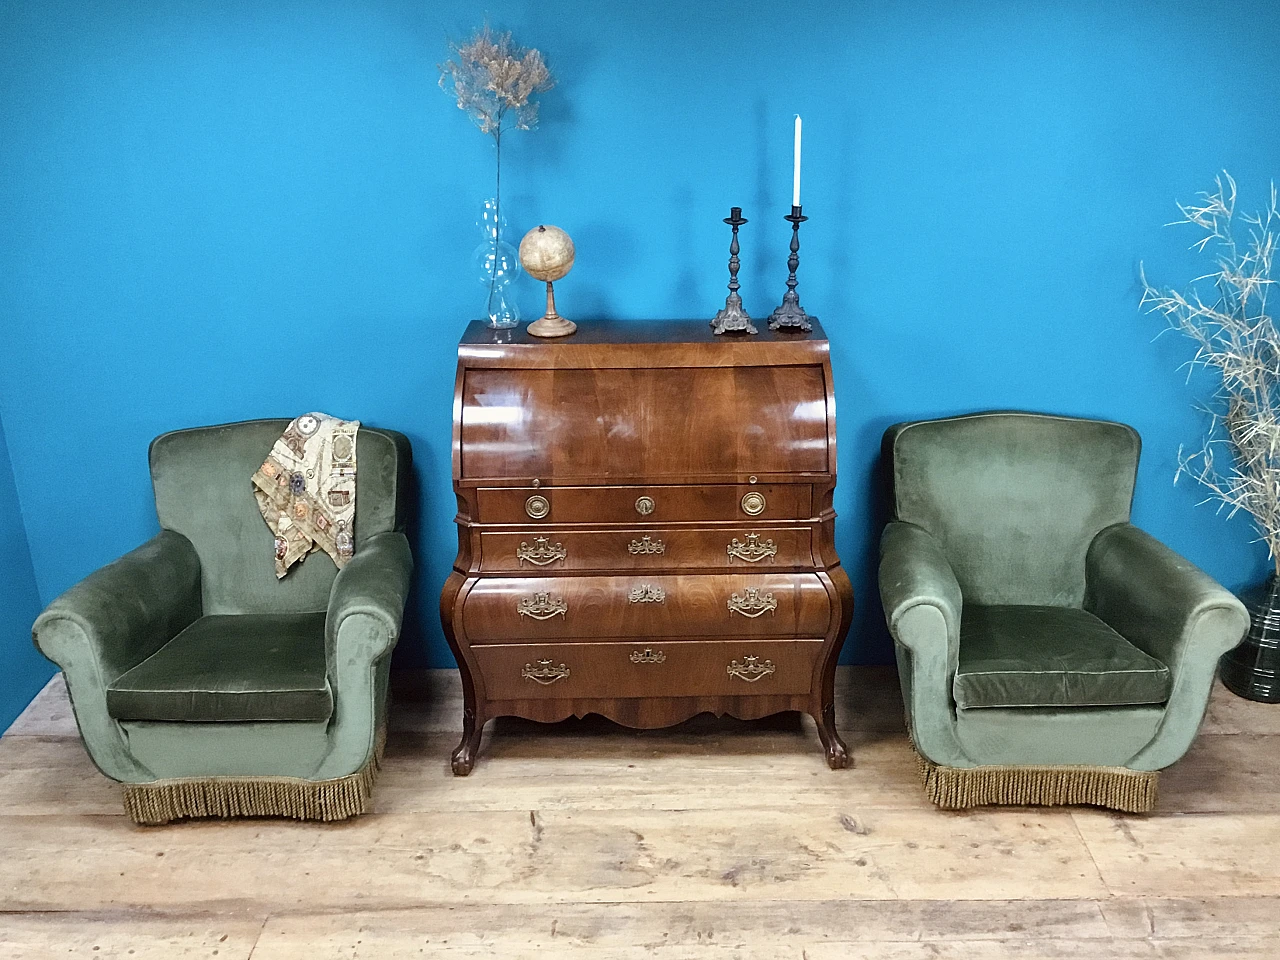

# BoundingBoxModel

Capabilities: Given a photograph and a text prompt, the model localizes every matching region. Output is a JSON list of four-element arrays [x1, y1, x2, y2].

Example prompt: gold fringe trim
[[123, 726, 386, 825], [915, 750, 1158, 813]]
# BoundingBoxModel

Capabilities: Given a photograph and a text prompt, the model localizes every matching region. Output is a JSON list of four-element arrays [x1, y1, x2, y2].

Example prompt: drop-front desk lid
[[454, 319, 835, 485]]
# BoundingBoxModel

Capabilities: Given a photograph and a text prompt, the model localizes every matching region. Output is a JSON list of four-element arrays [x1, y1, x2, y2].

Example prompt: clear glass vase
[[472, 198, 521, 329]]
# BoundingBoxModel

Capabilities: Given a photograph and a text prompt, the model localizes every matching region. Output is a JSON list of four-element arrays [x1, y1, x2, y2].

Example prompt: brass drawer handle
[[525, 495, 550, 519], [628, 536, 666, 555], [727, 533, 777, 563], [516, 537, 567, 566], [740, 491, 766, 516], [727, 655, 776, 682], [630, 647, 666, 664], [516, 592, 567, 620], [635, 496, 656, 516], [727, 587, 777, 618], [522, 659, 570, 684], [628, 583, 666, 603]]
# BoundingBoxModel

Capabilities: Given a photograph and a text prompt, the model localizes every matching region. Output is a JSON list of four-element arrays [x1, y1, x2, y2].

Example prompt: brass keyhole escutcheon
[[635, 496, 655, 516], [740, 491, 766, 516], [525, 494, 550, 519]]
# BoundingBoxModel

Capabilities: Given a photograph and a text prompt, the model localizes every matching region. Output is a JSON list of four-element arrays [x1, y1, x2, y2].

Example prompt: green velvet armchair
[[33, 420, 413, 824], [879, 412, 1248, 812]]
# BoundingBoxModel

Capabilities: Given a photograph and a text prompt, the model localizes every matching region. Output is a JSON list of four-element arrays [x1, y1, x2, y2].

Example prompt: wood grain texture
[[473, 483, 814, 523], [0, 808, 1108, 911], [473, 639, 825, 700], [457, 317, 831, 368], [475, 524, 817, 573], [0, 915, 261, 960], [460, 365, 830, 480], [244, 899, 1280, 958], [1071, 809, 1280, 897], [2, 672, 1279, 957], [461, 573, 831, 642], [444, 321, 852, 773]]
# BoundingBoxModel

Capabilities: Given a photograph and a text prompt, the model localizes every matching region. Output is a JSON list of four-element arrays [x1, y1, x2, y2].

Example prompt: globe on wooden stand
[[519, 224, 577, 338]]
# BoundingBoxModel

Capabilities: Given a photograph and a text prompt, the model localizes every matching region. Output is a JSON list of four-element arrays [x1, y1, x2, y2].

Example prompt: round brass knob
[[635, 496, 655, 516], [525, 494, 550, 519], [741, 491, 766, 516]]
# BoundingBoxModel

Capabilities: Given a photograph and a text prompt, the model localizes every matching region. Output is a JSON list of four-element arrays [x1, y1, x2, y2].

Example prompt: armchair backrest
[[149, 419, 412, 615], [884, 411, 1139, 606]]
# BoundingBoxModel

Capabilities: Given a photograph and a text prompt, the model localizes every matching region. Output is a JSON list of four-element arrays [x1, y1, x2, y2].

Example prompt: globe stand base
[[527, 280, 577, 338], [528, 315, 577, 338]]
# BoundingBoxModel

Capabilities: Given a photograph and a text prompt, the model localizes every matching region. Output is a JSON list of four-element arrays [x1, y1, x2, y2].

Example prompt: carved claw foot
[[451, 712, 483, 776], [451, 743, 477, 776], [814, 703, 850, 770], [823, 735, 851, 769]]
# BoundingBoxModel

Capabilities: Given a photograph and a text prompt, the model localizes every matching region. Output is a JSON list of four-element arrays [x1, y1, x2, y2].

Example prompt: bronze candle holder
[[711, 207, 756, 335], [769, 205, 815, 332]]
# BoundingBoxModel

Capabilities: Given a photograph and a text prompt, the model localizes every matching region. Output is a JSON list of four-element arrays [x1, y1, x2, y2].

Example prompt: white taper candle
[[792, 115, 802, 208]]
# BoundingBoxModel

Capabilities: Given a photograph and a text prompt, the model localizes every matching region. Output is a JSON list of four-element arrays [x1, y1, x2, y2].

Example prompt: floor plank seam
[[245, 914, 270, 959], [1068, 809, 1120, 900]]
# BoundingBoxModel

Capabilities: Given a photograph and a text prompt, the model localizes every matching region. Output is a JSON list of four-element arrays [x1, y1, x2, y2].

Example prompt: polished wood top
[[458, 318, 829, 369]]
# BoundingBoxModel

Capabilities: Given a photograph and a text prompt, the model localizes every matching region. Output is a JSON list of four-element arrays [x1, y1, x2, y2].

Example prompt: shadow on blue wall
[[0, 418, 52, 730], [0, 0, 1275, 678]]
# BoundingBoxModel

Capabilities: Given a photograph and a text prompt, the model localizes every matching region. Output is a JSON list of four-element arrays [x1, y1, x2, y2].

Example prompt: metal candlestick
[[711, 207, 757, 335], [769, 205, 815, 332]]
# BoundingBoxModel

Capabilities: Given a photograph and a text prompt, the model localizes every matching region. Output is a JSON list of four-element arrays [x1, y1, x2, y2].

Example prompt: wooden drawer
[[476, 484, 812, 524], [475, 639, 825, 700], [477, 526, 815, 573], [461, 573, 831, 642]]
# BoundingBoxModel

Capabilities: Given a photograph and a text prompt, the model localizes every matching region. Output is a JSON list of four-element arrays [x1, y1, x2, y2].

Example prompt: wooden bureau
[[440, 318, 854, 774]]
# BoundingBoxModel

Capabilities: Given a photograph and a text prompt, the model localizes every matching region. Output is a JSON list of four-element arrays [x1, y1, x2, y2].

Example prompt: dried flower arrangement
[[439, 26, 553, 321], [1142, 172, 1280, 570]]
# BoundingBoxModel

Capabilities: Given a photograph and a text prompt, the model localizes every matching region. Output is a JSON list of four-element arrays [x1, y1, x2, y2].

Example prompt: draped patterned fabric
[[252, 413, 359, 578]]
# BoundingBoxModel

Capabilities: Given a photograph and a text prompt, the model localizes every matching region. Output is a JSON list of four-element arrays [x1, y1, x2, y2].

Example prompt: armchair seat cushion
[[954, 605, 1172, 709], [107, 613, 332, 722]]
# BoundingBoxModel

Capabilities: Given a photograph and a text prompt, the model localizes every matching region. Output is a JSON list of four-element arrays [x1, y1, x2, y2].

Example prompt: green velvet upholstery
[[883, 412, 1139, 606], [954, 605, 1171, 709], [149, 420, 411, 616], [879, 411, 1249, 794], [107, 613, 332, 722], [32, 419, 414, 808]]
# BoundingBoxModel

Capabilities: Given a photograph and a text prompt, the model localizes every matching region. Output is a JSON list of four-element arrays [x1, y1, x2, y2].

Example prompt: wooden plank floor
[[2, 667, 1279, 958]]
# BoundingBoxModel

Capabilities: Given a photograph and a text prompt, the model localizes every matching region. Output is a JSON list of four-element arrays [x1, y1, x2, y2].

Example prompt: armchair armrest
[[1085, 523, 1248, 672], [879, 521, 971, 767], [317, 530, 413, 780], [31, 530, 201, 782], [33, 530, 202, 681], [1086, 522, 1249, 770], [880, 521, 962, 658], [325, 530, 413, 666]]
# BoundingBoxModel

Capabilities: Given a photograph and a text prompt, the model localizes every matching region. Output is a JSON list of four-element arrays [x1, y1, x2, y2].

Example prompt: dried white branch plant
[[438, 26, 553, 315], [438, 25, 553, 141], [1141, 172, 1280, 570]]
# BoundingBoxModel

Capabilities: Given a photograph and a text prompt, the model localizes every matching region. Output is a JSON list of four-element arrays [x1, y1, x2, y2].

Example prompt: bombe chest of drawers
[[440, 318, 853, 774]]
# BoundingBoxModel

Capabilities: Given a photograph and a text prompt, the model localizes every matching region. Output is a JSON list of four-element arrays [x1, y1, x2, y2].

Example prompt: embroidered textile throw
[[252, 413, 360, 578]]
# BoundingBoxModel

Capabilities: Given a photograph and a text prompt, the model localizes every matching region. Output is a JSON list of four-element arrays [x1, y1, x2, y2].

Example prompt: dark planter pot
[[1220, 573, 1280, 702]]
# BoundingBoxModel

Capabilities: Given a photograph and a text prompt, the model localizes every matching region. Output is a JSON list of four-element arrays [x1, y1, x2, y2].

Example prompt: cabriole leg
[[813, 700, 850, 769], [451, 704, 484, 776]]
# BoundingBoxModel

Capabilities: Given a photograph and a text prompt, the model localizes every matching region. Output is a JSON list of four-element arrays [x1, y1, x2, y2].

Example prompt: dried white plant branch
[[1142, 171, 1280, 571], [438, 25, 553, 140], [439, 26, 554, 314]]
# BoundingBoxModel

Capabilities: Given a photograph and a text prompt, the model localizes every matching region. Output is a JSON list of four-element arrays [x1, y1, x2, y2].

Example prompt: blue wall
[[0, 416, 50, 731], [1, 0, 1277, 679]]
